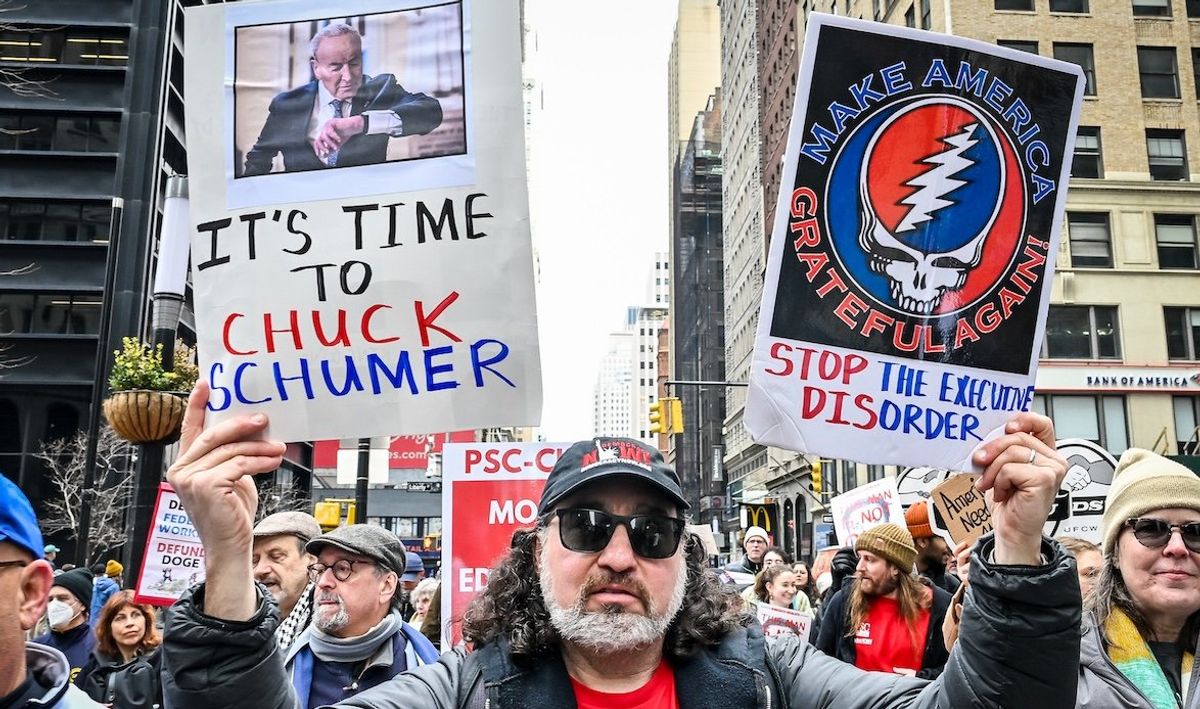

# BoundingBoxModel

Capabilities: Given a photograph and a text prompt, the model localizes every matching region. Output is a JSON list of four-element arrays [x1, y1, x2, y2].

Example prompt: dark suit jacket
[[242, 73, 443, 176]]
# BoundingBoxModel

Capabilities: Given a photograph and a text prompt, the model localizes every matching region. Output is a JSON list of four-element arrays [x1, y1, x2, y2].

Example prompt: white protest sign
[[744, 14, 1085, 471], [830, 477, 905, 548], [184, 0, 541, 443], [134, 483, 205, 606], [756, 602, 813, 641], [1043, 438, 1117, 544]]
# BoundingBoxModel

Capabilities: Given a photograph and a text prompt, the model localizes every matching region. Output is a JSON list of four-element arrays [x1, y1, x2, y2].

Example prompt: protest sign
[[929, 474, 992, 545], [745, 14, 1085, 471], [756, 602, 813, 641], [440, 441, 564, 647], [830, 477, 905, 548], [1043, 438, 1117, 544], [134, 483, 205, 606], [184, 0, 541, 443]]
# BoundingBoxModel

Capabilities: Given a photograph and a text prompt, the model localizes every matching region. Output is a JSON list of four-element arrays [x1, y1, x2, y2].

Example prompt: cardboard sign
[[830, 477, 905, 548], [756, 602, 813, 641], [440, 442, 565, 647], [184, 0, 542, 443], [745, 14, 1086, 471], [929, 474, 992, 545], [134, 483, 205, 606]]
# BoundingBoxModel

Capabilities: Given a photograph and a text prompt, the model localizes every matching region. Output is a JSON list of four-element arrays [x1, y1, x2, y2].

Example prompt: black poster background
[[769, 24, 1081, 375]]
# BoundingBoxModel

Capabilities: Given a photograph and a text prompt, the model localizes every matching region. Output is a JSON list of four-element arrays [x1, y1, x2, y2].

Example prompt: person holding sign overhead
[[158, 382, 1083, 708]]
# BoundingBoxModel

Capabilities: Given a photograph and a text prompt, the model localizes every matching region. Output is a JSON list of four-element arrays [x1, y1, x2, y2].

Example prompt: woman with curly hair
[[74, 591, 162, 708]]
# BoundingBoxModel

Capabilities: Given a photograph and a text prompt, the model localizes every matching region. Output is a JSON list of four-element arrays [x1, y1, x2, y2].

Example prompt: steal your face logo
[[827, 95, 1026, 318]]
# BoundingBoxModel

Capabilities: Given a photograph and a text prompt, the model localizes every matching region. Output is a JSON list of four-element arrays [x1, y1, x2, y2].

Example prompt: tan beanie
[[1101, 448, 1200, 554], [855, 522, 917, 571]]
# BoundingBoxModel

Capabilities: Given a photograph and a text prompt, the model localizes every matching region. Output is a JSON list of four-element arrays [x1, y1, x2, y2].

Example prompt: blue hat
[[401, 551, 424, 582], [0, 474, 44, 560]]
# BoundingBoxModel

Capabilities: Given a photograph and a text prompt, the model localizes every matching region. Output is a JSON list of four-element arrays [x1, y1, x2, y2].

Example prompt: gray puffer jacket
[[163, 535, 1082, 709], [24, 642, 103, 707], [1077, 612, 1200, 708]]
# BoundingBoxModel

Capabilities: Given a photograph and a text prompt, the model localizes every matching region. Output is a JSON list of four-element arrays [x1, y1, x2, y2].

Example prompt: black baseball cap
[[538, 438, 690, 516]]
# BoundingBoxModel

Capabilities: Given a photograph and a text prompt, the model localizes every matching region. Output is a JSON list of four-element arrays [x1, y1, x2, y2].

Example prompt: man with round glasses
[[161, 383, 1082, 708]]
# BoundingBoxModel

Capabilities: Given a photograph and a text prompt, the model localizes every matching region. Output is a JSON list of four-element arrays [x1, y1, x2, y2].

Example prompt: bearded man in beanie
[[156, 383, 1085, 708], [32, 568, 96, 680], [815, 522, 953, 679], [904, 503, 960, 595]]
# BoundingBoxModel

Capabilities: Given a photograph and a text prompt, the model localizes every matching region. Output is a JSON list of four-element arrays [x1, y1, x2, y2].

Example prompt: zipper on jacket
[[763, 680, 772, 709]]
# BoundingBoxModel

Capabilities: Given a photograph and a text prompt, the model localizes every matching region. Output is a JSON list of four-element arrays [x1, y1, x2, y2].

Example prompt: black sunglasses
[[1127, 518, 1200, 553], [551, 508, 686, 560]]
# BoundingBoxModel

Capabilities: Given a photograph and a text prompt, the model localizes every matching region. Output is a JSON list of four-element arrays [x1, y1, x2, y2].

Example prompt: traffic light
[[669, 398, 684, 434], [649, 401, 666, 434], [810, 459, 823, 495]]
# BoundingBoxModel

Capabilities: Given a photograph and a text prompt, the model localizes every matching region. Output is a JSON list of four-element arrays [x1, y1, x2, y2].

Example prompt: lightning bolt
[[895, 123, 979, 233]]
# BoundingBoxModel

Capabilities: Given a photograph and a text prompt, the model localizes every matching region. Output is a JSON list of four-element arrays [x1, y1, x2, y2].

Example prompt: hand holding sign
[[972, 411, 1066, 566], [166, 382, 284, 621]]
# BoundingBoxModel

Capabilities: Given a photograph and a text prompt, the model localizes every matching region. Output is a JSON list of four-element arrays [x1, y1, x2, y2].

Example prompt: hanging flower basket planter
[[102, 389, 187, 444]]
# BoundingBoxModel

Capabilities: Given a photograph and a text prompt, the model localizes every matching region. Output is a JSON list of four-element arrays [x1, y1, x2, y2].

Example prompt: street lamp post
[[122, 175, 190, 583]]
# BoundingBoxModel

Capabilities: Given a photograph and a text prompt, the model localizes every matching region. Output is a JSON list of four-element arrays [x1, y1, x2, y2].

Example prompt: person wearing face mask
[[33, 569, 96, 680]]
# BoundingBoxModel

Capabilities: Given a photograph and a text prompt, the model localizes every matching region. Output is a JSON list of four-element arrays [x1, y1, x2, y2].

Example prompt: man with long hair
[[158, 384, 1084, 708], [816, 523, 952, 678]]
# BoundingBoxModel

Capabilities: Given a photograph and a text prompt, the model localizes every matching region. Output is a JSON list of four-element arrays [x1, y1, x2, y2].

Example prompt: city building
[[593, 330, 636, 437]]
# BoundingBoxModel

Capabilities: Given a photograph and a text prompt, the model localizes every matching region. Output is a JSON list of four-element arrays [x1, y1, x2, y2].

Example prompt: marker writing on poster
[[799, 59, 1057, 204]]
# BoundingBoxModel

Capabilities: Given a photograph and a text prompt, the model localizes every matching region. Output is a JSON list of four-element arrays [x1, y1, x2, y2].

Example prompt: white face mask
[[47, 600, 78, 629]]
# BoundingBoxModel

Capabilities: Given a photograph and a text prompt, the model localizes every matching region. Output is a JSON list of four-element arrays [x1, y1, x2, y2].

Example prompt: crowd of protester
[[7, 396, 1200, 707]]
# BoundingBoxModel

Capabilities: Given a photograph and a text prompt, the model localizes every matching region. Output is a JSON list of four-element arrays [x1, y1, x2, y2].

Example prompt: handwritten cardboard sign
[[756, 602, 813, 641], [745, 14, 1085, 471], [830, 477, 905, 548], [184, 0, 541, 443], [929, 474, 992, 545]]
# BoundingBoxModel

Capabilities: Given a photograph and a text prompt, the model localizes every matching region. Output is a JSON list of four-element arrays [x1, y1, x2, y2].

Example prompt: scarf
[[1105, 608, 1194, 709], [307, 608, 401, 663], [275, 583, 314, 653]]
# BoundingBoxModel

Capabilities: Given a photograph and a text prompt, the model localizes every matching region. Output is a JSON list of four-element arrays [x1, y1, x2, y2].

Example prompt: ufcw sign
[[741, 503, 780, 537]]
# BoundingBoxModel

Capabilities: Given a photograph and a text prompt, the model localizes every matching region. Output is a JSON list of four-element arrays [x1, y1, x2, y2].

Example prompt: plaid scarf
[[1106, 607, 1193, 709], [275, 583, 314, 653]]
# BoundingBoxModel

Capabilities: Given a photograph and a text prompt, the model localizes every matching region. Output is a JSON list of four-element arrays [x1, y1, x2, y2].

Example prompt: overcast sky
[[524, 1, 679, 441]]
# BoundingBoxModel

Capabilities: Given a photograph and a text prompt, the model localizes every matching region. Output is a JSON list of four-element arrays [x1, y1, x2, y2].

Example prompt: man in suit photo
[[242, 22, 444, 176]]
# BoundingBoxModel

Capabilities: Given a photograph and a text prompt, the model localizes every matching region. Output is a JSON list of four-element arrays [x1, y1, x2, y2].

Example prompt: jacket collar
[[25, 642, 71, 706]]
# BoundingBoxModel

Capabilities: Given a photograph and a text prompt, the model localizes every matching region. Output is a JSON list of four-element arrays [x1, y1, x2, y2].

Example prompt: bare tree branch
[[255, 481, 310, 523]]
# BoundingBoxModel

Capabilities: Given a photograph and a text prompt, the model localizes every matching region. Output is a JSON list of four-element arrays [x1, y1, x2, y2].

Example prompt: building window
[[1133, 0, 1172, 16], [0, 201, 110, 242], [1193, 49, 1200, 99], [921, 0, 932, 27], [1067, 212, 1112, 267], [1175, 396, 1200, 452], [1071, 127, 1103, 178], [995, 0, 1034, 9], [1138, 47, 1180, 98], [1147, 129, 1189, 180], [1156, 214, 1198, 268], [1050, 0, 1087, 10], [839, 460, 856, 493], [0, 113, 119, 152], [0, 294, 103, 335], [1165, 307, 1200, 360], [998, 40, 1039, 54], [867, 465, 885, 482], [1190, 0, 1200, 17], [1043, 305, 1120, 359], [0, 29, 128, 66], [1033, 394, 1128, 453], [905, 5, 916, 26], [1053, 43, 1097, 95]]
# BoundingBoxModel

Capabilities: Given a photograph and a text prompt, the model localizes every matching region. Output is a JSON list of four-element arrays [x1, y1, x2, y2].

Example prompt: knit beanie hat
[[105, 560, 123, 578], [855, 522, 917, 570], [1102, 448, 1200, 553], [52, 568, 94, 608], [904, 502, 933, 539]]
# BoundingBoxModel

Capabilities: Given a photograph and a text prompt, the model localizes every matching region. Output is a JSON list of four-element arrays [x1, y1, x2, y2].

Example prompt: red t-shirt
[[569, 660, 679, 709], [852, 595, 931, 675]]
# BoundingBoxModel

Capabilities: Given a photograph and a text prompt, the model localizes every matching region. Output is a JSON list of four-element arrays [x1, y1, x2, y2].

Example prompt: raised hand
[[972, 411, 1066, 566], [166, 382, 285, 620]]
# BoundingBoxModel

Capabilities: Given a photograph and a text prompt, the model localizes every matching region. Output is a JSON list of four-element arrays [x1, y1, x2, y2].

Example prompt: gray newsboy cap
[[306, 524, 406, 575], [253, 511, 322, 544]]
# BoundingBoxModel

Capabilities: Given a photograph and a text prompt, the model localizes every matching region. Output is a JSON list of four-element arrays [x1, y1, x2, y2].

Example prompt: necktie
[[326, 99, 343, 167]]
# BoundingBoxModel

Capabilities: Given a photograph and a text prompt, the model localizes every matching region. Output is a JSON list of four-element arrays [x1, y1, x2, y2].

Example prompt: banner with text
[[745, 14, 1085, 471], [830, 477, 905, 549], [440, 442, 565, 647], [312, 431, 476, 469], [756, 602, 813, 641], [134, 484, 205, 606], [184, 0, 541, 442]]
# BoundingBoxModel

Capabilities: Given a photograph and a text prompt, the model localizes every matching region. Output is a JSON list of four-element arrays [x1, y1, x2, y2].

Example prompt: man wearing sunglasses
[[161, 383, 1082, 708]]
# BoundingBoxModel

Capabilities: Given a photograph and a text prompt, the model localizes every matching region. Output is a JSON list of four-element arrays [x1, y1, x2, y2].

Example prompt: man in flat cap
[[253, 511, 321, 650]]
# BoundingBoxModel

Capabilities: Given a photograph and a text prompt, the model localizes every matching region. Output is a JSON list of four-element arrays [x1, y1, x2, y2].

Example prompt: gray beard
[[313, 592, 350, 633], [538, 548, 688, 653]]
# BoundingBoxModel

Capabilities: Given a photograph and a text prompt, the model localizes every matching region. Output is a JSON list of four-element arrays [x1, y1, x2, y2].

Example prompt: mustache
[[316, 591, 345, 605], [578, 571, 650, 606]]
